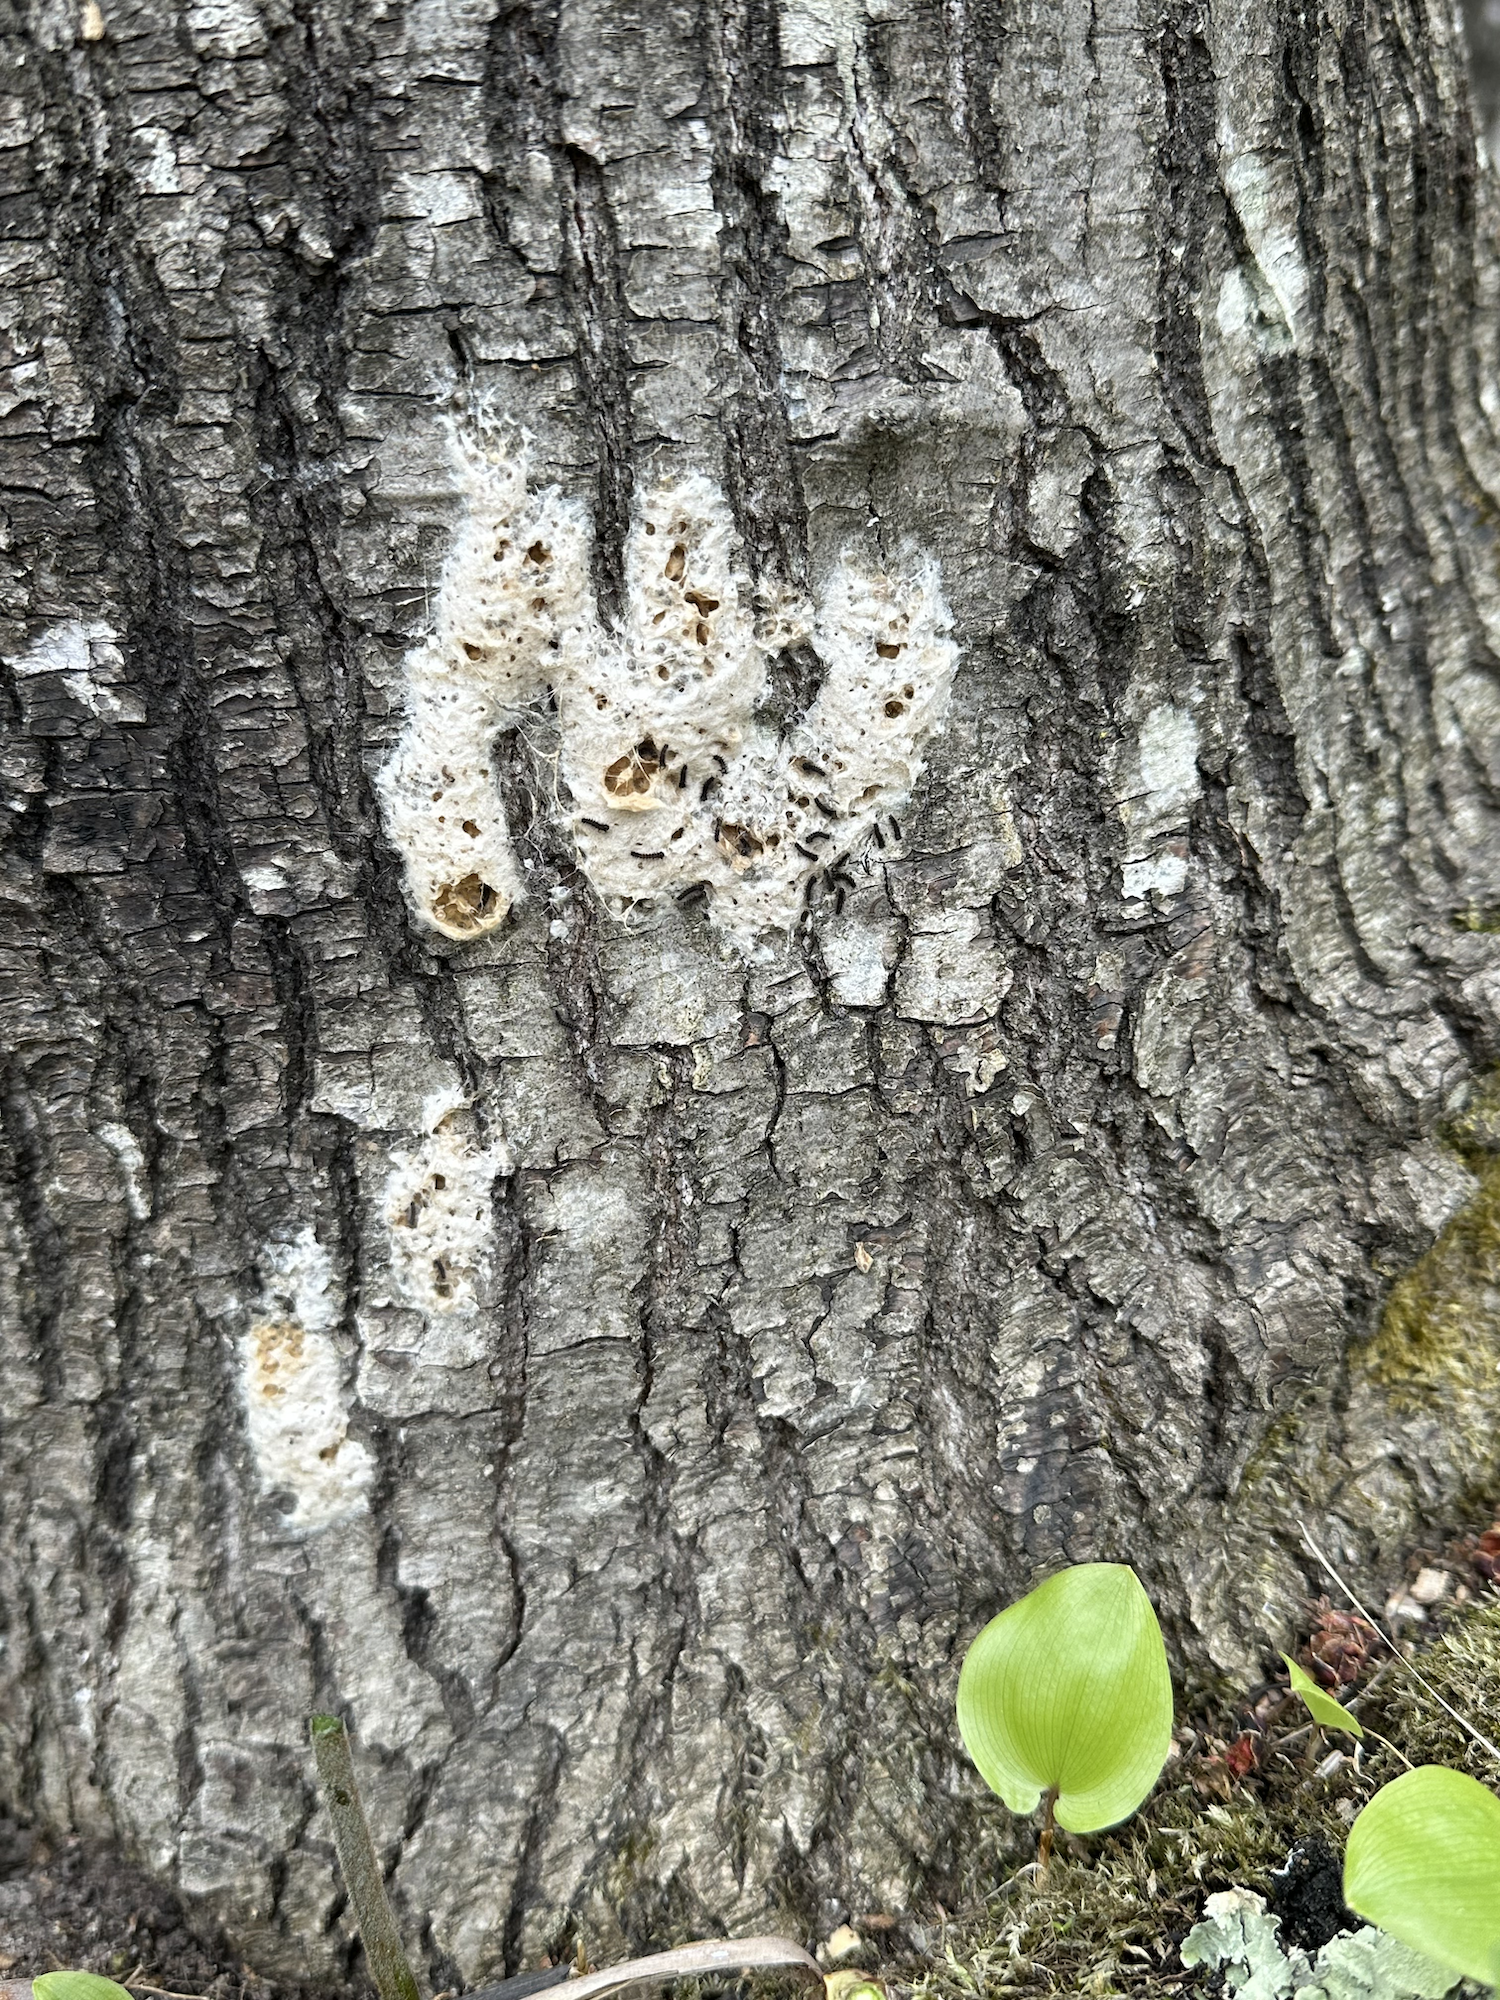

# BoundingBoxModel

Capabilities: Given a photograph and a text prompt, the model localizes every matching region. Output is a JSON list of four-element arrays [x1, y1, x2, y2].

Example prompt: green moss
[[903, 1745, 1362, 2000], [903, 1715, 1374, 1999], [1241, 1080, 1500, 1505], [1379, 1596, 1500, 1778], [1352, 1081, 1500, 1431], [1234, 1398, 1329, 1502], [1356, 1160, 1500, 1405]]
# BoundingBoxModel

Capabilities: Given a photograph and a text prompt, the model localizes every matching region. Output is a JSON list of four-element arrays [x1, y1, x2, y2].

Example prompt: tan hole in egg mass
[[876, 641, 903, 659], [718, 821, 765, 865], [604, 738, 665, 798], [433, 873, 502, 931], [665, 543, 687, 581]]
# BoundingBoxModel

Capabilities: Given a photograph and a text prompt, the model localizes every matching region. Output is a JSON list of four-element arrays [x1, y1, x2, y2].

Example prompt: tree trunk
[[4, 0, 1500, 1980]]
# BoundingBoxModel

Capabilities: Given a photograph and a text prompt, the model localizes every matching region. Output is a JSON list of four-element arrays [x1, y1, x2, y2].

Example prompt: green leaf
[[956, 1562, 1173, 1834], [1344, 1764, 1500, 1985], [1282, 1653, 1365, 1738], [33, 1976, 136, 2000]]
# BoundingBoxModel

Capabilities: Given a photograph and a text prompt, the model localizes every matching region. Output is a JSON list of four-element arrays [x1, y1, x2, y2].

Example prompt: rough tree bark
[[4, 0, 1500, 1982]]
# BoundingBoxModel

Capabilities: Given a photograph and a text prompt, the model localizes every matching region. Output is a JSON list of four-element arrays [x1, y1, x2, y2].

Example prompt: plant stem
[[310, 1714, 423, 2000], [1362, 1725, 1414, 1771], [1037, 1788, 1058, 1877]]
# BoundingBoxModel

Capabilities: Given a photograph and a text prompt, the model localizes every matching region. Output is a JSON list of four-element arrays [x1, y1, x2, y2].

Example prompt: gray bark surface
[[4, 0, 1500, 1980]]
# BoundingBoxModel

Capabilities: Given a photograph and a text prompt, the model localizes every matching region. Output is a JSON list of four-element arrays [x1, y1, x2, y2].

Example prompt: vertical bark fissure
[[703, 0, 810, 583], [562, 152, 635, 622]]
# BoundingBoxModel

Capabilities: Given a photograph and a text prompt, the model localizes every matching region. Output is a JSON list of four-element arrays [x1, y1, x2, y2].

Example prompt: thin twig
[[310, 1714, 424, 2000], [1298, 1521, 1500, 1764], [1037, 1789, 1058, 1877]]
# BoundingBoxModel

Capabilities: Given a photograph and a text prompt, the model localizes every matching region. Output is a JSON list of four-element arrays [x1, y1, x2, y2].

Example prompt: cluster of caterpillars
[[376, 438, 958, 945]]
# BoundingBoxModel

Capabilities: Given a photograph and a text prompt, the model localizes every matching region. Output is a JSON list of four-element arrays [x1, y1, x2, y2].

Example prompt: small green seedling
[[956, 1562, 1173, 1867], [1344, 1765, 1500, 1986], [1282, 1652, 1413, 1770], [1282, 1654, 1365, 1736], [32, 1979, 134, 2000]]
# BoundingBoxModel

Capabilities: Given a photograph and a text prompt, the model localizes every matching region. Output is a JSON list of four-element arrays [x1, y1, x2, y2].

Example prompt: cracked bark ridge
[[3, 0, 1500, 1982]]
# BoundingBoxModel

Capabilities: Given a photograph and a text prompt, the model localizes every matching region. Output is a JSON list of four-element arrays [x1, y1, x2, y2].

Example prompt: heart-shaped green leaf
[[1282, 1653, 1364, 1737], [956, 1562, 1173, 1833], [1344, 1765, 1500, 1985], [33, 1976, 135, 2000]]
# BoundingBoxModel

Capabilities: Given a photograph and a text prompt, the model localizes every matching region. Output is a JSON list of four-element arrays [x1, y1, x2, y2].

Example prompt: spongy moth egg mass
[[375, 437, 958, 945]]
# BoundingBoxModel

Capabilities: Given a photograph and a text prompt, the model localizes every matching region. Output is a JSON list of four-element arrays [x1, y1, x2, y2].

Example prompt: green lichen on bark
[[1354, 1079, 1500, 1438]]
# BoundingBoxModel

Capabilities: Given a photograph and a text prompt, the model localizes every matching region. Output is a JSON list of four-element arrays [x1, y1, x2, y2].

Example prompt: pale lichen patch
[[1118, 702, 1201, 902], [1181, 1888, 1458, 2000], [5, 617, 145, 722], [98, 1119, 150, 1220]]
